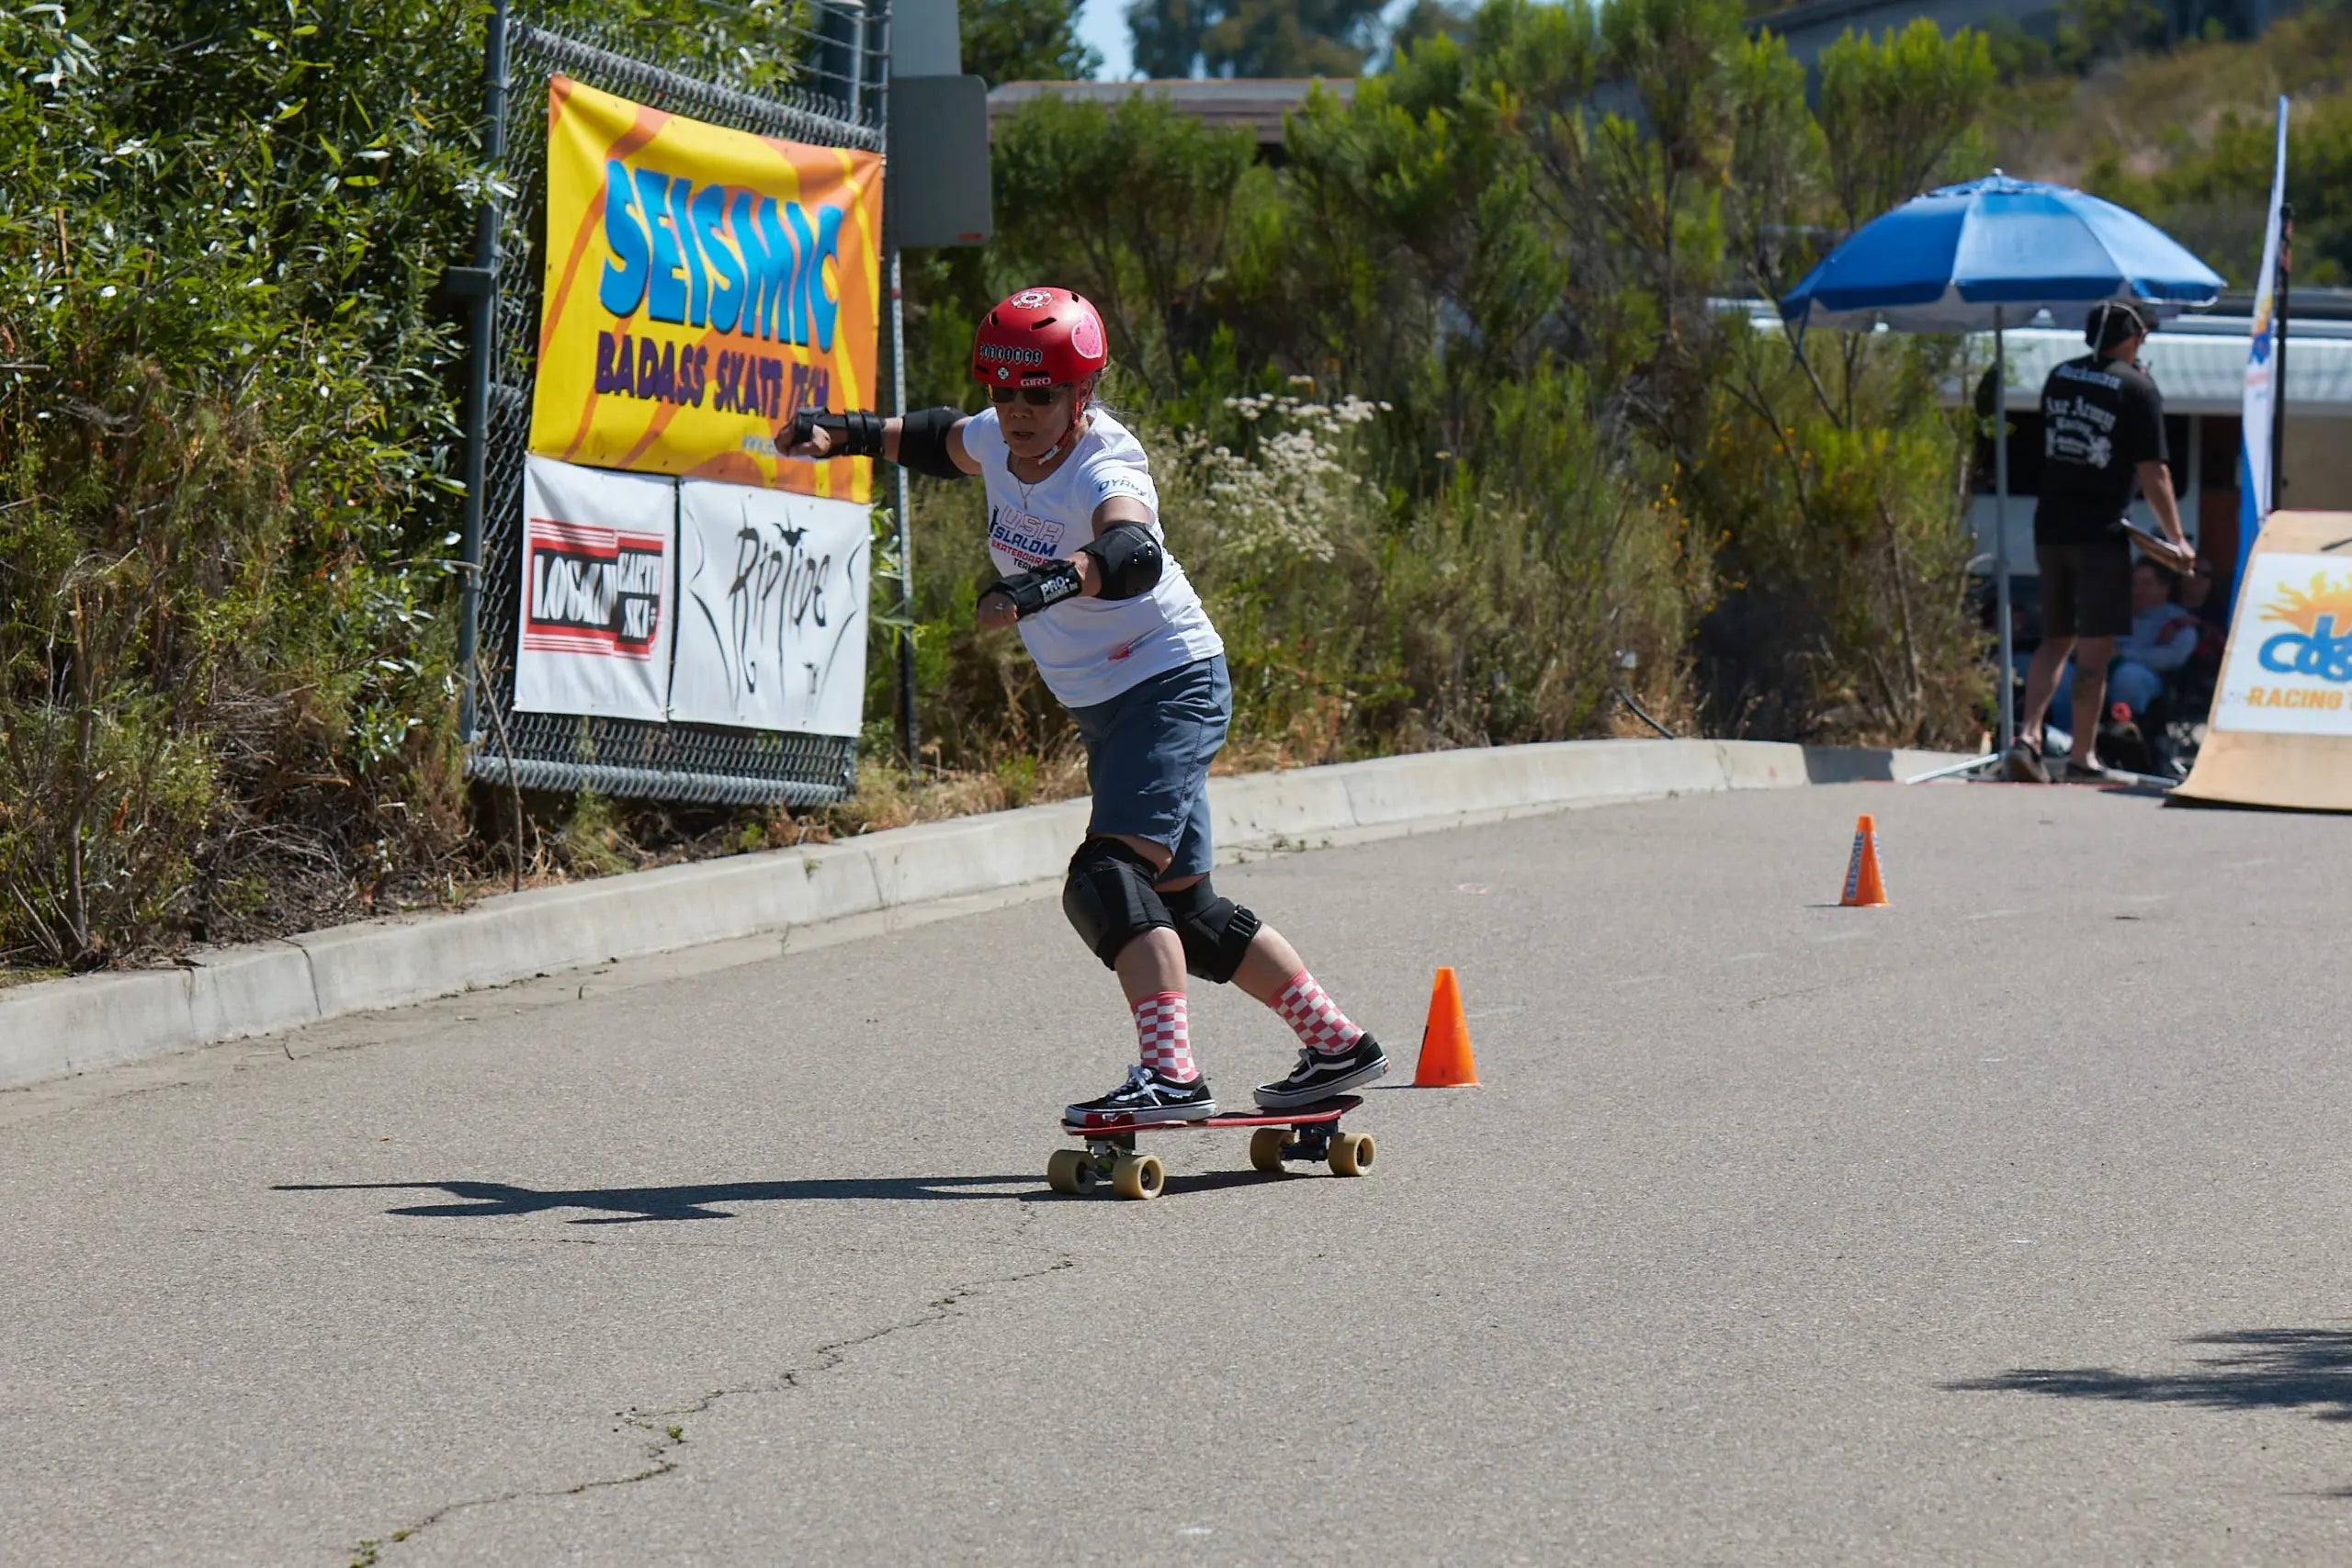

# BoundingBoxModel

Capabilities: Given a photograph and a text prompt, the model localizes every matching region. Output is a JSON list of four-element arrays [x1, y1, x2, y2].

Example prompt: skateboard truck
[[1046, 1095, 1374, 1201]]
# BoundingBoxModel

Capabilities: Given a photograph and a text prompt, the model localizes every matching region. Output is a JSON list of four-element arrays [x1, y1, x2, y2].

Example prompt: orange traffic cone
[[1412, 966, 1480, 1088], [1839, 814, 1890, 908]]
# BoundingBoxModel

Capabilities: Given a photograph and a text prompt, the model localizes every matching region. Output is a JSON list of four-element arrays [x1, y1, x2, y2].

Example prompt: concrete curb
[[0, 739, 1960, 1091]]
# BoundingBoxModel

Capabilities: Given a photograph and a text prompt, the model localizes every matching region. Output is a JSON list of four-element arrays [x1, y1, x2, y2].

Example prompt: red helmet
[[971, 287, 1108, 389]]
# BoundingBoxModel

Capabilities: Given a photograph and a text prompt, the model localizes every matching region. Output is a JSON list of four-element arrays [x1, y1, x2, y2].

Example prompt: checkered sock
[[1272, 970, 1363, 1056], [1135, 991, 1199, 1082]]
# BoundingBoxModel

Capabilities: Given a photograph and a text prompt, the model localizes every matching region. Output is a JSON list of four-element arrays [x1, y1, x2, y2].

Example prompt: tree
[[1382, 0, 1476, 66], [959, 0, 1100, 85], [1131, 0, 1216, 77], [990, 93, 1258, 393], [1127, 0, 1387, 78]]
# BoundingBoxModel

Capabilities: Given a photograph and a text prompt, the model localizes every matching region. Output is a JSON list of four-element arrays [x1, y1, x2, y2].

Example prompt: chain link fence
[[463, 5, 890, 807]]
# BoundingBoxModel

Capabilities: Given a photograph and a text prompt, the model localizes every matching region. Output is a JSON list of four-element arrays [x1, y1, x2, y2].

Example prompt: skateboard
[[1046, 1094, 1372, 1201]]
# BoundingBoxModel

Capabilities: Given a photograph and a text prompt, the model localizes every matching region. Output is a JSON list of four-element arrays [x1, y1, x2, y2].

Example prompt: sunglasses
[[989, 386, 1063, 406]]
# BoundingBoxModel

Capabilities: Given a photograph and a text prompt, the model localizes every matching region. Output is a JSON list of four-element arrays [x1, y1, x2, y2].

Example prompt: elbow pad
[[895, 406, 967, 480], [1079, 524, 1163, 601]]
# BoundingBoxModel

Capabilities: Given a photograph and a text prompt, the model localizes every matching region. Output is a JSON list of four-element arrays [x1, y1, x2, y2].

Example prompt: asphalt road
[[7, 781, 2352, 1566]]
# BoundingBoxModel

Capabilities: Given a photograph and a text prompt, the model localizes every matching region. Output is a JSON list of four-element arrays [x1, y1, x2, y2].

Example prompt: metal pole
[[816, 2, 868, 119], [890, 254, 918, 771], [2272, 201, 2293, 509], [456, 0, 511, 745], [1905, 750, 2003, 785], [855, 0, 875, 121], [871, 2, 915, 770], [1993, 306, 2015, 757], [2185, 411, 2202, 552]]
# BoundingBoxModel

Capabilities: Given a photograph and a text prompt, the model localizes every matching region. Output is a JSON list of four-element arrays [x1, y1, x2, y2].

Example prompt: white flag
[[2239, 96, 2290, 564]]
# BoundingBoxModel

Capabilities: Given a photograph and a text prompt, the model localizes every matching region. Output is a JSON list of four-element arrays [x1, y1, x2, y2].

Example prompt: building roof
[[1735, 300, 2352, 415], [985, 78, 1357, 147], [1745, 0, 2066, 67], [1972, 323, 2352, 416]]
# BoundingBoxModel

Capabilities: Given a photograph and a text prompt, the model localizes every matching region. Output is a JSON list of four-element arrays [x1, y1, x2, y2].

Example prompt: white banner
[[670, 479, 868, 737], [2211, 550, 2352, 735], [2236, 96, 2290, 593], [514, 455, 675, 721]]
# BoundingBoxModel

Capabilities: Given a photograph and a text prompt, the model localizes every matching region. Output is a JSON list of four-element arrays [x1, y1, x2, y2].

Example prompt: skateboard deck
[[1061, 1093, 1362, 1137], [1046, 1095, 1372, 1201]]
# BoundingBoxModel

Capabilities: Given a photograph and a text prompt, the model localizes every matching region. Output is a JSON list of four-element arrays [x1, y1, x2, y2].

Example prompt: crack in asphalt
[[342, 1247, 1078, 1565]]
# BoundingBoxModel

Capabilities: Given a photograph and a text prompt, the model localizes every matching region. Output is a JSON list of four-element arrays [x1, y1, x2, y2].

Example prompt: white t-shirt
[[962, 406, 1223, 709]]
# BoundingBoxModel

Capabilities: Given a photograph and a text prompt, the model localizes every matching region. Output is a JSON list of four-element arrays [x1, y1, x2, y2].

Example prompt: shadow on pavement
[[1802, 747, 1909, 784], [1156, 1168, 1294, 1197], [276, 1175, 1044, 1223], [279, 1167, 1297, 1221], [1945, 1328, 2352, 1423]]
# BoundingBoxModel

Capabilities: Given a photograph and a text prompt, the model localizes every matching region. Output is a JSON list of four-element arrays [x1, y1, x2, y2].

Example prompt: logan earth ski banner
[[527, 75, 884, 503], [513, 455, 677, 721]]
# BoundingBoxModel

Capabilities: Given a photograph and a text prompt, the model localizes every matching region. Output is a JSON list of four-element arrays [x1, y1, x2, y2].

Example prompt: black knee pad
[[1161, 876, 1261, 985], [1062, 838, 1172, 968]]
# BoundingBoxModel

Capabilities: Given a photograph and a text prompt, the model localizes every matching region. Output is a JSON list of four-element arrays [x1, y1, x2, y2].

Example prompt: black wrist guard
[[788, 408, 886, 458], [897, 405, 966, 480], [1079, 523, 1162, 601], [984, 558, 1085, 619]]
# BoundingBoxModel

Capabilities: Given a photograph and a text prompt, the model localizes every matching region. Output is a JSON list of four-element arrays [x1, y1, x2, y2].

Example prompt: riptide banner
[[514, 455, 676, 721], [527, 76, 884, 502], [669, 479, 869, 738]]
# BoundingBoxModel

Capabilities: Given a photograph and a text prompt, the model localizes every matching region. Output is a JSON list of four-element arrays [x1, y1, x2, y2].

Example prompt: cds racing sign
[[2211, 552, 2352, 735]]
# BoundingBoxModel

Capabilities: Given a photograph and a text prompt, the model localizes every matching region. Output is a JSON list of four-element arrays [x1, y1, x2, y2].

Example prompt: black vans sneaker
[[1064, 1064, 1217, 1129], [1255, 1033, 1388, 1111]]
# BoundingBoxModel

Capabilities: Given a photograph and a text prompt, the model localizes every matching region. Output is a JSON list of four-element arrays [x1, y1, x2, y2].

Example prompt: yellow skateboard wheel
[[1046, 1148, 1094, 1194], [1111, 1152, 1163, 1201]]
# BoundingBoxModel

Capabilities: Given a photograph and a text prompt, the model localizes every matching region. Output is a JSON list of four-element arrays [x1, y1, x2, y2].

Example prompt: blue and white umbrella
[[1781, 173, 2224, 333], [1778, 173, 2224, 759]]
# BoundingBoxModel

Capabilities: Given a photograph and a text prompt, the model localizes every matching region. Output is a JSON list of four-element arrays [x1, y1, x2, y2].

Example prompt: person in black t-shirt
[[2006, 299, 2191, 784]]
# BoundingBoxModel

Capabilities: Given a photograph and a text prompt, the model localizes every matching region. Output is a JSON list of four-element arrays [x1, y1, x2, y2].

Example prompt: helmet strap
[[1040, 382, 1093, 464]]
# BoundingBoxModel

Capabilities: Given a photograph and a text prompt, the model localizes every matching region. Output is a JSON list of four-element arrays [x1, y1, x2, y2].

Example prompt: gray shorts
[[1068, 655, 1230, 881]]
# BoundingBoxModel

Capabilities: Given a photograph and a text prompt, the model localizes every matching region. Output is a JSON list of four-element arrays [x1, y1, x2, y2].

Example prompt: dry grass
[[1989, 9, 2352, 186]]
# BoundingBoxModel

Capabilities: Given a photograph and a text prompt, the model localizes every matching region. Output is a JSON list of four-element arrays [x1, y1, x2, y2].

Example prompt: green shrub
[[895, 4, 1998, 767], [0, 0, 828, 966]]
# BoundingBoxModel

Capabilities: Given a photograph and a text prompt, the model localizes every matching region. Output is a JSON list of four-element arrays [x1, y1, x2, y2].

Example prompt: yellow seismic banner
[[528, 76, 883, 502]]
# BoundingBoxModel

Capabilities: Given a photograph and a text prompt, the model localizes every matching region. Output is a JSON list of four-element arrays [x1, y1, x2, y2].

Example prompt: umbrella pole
[[1994, 308, 2016, 759]]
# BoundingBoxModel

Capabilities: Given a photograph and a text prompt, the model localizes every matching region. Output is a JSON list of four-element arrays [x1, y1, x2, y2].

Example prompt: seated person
[[2111, 558, 2202, 715], [2177, 557, 2229, 678], [2043, 558, 2202, 723]]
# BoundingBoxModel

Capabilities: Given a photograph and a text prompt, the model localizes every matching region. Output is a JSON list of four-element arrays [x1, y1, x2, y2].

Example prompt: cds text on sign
[[2212, 552, 2352, 736]]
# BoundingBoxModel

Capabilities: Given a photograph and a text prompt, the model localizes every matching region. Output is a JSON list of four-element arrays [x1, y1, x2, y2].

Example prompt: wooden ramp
[[2175, 510, 2352, 812]]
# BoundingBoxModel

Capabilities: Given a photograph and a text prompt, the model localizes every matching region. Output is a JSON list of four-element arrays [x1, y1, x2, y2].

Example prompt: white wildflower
[[1167, 394, 1386, 569]]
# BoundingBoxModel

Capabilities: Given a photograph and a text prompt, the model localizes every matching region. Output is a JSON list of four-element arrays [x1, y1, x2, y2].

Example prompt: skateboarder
[[785, 287, 1387, 1125]]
